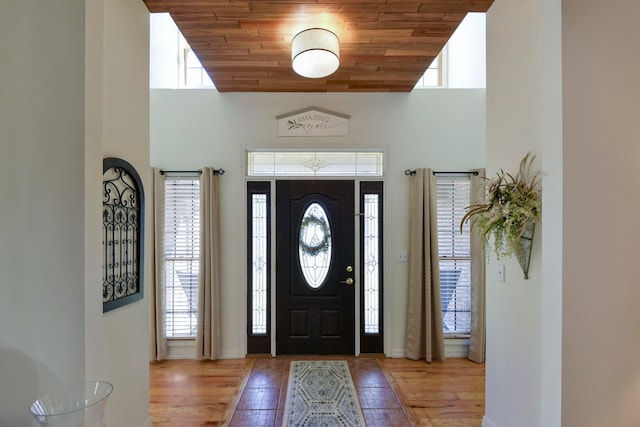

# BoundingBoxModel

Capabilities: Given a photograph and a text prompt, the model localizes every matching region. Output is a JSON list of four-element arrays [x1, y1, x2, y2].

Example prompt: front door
[[276, 180, 355, 355]]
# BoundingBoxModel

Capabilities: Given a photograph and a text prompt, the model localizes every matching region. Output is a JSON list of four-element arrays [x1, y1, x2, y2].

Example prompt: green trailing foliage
[[461, 153, 542, 259]]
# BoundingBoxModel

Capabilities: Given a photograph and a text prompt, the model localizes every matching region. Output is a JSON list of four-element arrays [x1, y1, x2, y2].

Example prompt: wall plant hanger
[[461, 153, 541, 279]]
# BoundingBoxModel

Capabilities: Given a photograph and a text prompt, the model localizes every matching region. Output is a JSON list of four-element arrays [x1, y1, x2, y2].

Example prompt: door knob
[[341, 278, 354, 285]]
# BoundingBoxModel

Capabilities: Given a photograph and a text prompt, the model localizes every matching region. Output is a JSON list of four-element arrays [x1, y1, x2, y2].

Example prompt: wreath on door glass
[[299, 214, 330, 256]]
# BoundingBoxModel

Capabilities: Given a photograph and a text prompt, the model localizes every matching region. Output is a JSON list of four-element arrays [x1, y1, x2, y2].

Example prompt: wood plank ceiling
[[143, 1, 494, 92]]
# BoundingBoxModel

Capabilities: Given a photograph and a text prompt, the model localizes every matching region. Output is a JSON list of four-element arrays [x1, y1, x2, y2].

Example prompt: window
[[183, 48, 215, 88], [360, 181, 383, 353], [247, 182, 271, 353], [246, 151, 384, 177], [414, 51, 446, 88], [163, 177, 200, 338], [299, 203, 332, 289], [250, 193, 268, 333], [436, 175, 471, 336]]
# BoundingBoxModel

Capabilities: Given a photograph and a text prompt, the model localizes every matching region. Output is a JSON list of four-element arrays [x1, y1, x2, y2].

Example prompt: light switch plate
[[497, 264, 505, 282]]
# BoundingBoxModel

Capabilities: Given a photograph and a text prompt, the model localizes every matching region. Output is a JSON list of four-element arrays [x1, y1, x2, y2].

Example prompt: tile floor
[[229, 357, 412, 427]]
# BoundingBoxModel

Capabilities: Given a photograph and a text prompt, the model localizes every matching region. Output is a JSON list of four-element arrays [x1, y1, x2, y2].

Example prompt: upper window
[[413, 12, 486, 90], [414, 51, 446, 88], [183, 48, 215, 88], [436, 174, 472, 336], [246, 151, 384, 177], [150, 13, 216, 89], [162, 176, 200, 338]]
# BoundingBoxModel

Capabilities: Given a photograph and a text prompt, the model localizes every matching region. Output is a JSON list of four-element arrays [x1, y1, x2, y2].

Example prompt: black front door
[[276, 180, 355, 354]]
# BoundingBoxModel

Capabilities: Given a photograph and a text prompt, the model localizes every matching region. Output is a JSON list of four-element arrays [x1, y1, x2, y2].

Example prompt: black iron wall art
[[103, 157, 145, 312]]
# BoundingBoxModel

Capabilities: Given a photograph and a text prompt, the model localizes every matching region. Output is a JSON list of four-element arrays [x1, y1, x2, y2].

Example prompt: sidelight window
[[360, 181, 384, 353], [247, 182, 271, 353], [251, 193, 268, 334], [363, 194, 380, 334]]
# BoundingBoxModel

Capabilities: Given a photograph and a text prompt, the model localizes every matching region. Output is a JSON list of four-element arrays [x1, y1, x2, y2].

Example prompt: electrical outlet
[[398, 250, 408, 262], [497, 264, 505, 282]]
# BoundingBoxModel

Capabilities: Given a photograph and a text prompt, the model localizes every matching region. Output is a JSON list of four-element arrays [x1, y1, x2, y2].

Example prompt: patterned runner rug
[[283, 360, 366, 427]]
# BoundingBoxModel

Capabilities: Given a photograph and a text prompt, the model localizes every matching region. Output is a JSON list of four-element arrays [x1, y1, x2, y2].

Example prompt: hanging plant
[[461, 153, 542, 260]]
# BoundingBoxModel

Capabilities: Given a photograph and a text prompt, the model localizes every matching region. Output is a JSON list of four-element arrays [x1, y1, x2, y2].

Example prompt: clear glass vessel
[[30, 381, 113, 427]]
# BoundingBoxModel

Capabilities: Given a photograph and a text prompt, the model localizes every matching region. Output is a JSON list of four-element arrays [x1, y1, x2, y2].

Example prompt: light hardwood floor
[[150, 356, 485, 426], [379, 357, 485, 426]]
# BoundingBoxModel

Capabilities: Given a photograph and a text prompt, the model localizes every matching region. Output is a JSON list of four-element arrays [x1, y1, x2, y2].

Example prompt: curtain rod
[[404, 169, 478, 176], [160, 168, 225, 176]]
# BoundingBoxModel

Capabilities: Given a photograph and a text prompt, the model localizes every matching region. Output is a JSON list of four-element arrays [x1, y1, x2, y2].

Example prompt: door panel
[[276, 180, 354, 355]]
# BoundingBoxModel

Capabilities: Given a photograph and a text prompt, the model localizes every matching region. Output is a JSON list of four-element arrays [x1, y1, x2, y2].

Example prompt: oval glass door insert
[[299, 203, 332, 288]]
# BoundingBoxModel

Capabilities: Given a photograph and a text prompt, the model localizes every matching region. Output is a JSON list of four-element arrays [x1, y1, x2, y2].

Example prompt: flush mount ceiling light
[[291, 28, 340, 79]]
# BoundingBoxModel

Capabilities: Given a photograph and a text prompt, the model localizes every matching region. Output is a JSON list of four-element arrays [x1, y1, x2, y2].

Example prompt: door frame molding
[[246, 177, 384, 356]]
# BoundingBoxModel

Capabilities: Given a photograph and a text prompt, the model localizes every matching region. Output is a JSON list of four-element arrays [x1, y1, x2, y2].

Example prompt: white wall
[[150, 13, 181, 89], [562, 1, 640, 426], [487, 0, 640, 426], [85, 0, 105, 388], [0, 1, 87, 426], [539, 0, 563, 425], [0, 1, 151, 426], [150, 89, 486, 358], [100, 0, 152, 426], [448, 13, 487, 88], [484, 0, 563, 425]]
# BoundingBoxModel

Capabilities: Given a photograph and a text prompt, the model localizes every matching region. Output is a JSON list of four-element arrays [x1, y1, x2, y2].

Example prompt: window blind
[[436, 175, 472, 335], [163, 178, 200, 338]]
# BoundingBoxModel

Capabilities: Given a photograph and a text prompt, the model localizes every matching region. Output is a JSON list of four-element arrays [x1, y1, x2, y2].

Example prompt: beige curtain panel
[[150, 169, 168, 361], [405, 168, 445, 362], [468, 169, 486, 363], [195, 167, 222, 360]]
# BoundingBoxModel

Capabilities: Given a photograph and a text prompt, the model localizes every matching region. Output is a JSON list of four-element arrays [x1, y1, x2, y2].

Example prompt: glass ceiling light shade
[[291, 28, 340, 78]]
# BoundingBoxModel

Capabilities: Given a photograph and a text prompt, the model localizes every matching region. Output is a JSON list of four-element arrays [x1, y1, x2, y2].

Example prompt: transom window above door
[[246, 150, 384, 177]]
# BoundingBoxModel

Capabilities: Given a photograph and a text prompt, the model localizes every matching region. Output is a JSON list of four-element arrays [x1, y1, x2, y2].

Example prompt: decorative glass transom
[[247, 150, 384, 177], [298, 203, 332, 289]]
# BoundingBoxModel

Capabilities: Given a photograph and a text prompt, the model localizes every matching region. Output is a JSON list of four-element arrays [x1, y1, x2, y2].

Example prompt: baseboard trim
[[169, 345, 466, 360], [387, 340, 469, 359], [220, 351, 244, 359], [444, 338, 470, 358], [482, 415, 497, 427], [387, 349, 406, 358], [166, 340, 195, 359], [166, 341, 245, 360]]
